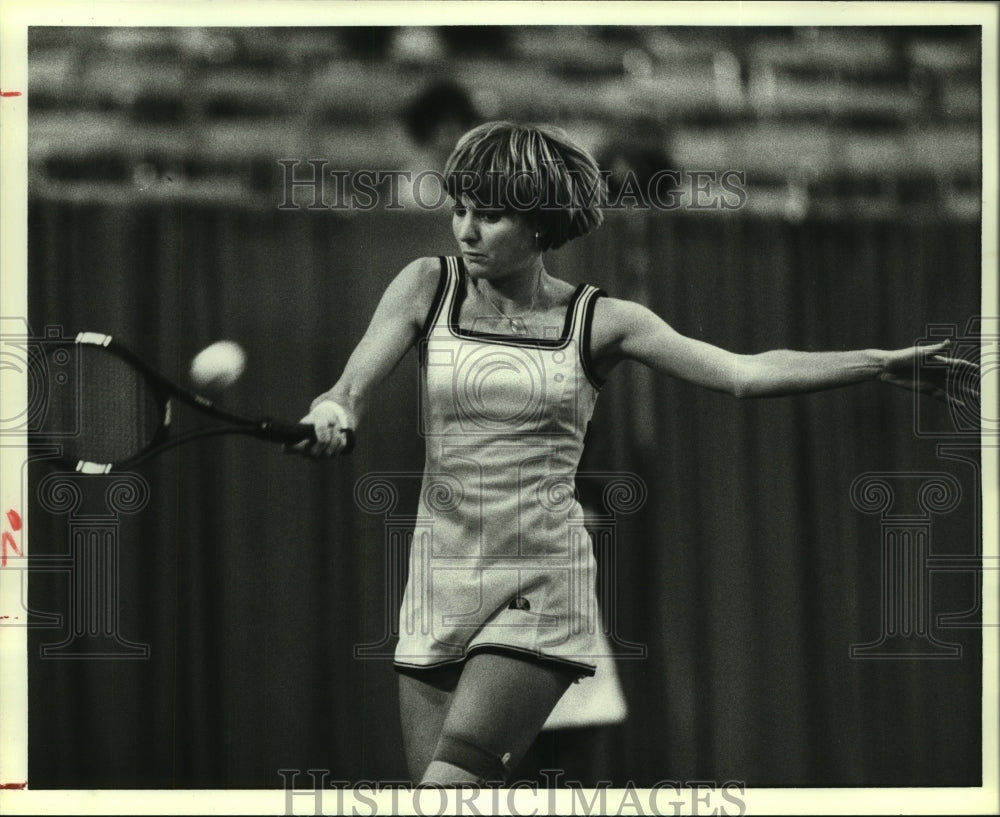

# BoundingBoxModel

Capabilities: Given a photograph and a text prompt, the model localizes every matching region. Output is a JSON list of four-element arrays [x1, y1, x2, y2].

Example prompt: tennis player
[[291, 121, 974, 785]]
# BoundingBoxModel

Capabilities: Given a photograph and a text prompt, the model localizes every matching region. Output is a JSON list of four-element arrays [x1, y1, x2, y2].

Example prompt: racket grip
[[262, 418, 355, 454], [262, 419, 316, 443]]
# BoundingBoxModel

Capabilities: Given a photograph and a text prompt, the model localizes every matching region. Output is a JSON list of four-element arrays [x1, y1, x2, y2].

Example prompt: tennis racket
[[28, 331, 354, 473]]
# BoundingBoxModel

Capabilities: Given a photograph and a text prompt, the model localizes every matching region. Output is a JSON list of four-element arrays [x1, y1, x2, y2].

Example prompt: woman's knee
[[426, 731, 515, 784]]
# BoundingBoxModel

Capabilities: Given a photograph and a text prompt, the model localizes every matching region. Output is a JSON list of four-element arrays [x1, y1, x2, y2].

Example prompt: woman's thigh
[[433, 652, 577, 779], [399, 652, 578, 783], [397, 664, 460, 781]]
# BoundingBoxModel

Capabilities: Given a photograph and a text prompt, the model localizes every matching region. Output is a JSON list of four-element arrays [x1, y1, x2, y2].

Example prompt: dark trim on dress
[[418, 258, 451, 339], [394, 643, 597, 679], [449, 258, 586, 350], [580, 288, 607, 390]]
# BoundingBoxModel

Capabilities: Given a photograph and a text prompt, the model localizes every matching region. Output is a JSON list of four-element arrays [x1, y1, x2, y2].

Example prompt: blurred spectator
[[401, 79, 482, 171], [597, 116, 675, 205], [395, 79, 483, 211]]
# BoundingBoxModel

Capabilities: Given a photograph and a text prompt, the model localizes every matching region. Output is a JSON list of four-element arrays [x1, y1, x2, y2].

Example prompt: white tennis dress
[[394, 256, 606, 677]]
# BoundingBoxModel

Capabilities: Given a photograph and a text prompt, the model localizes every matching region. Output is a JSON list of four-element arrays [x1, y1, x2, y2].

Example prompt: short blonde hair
[[444, 121, 606, 250]]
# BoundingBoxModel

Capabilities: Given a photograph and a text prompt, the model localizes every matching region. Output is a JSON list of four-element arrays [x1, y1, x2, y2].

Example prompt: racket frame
[[35, 332, 338, 473]]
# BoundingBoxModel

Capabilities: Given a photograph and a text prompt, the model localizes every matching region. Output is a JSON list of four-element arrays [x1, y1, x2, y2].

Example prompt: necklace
[[478, 269, 543, 335]]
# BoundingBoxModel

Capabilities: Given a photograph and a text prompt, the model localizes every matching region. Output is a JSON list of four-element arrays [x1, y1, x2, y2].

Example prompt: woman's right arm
[[292, 256, 440, 457]]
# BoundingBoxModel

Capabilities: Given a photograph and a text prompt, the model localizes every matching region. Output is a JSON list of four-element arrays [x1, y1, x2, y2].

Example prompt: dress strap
[[419, 257, 462, 338], [572, 284, 607, 390]]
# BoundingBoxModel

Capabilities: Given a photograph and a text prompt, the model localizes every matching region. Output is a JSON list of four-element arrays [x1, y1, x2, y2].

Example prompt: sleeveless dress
[[393, 256, 606, 677]]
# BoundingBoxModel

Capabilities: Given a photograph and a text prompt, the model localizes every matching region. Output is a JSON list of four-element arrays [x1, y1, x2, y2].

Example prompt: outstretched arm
[[291, 257, 439, 457], [590, 298, 977, 405]]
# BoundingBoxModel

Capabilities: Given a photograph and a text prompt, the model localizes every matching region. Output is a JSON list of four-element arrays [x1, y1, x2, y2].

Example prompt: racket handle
[[261, 419, 316, 443], [262, 419, 355, 454]]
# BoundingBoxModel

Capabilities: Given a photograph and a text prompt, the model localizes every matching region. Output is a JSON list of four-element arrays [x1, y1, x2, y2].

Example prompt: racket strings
[[58, 345, 165, 466]]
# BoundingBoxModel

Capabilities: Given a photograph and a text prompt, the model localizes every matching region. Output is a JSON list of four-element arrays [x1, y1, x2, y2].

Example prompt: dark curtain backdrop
[[27, 200, 981, 788]]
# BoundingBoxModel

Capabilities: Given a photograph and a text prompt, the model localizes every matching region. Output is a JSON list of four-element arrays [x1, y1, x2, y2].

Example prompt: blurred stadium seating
[[27, 25, 982, 219]]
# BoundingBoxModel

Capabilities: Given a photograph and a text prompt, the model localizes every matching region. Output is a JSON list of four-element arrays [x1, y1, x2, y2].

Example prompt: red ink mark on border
[[2, 510, 22, 567], [0, 782, 28, 789], [0, 533, 19, 566], [0, 90, 23, 97]]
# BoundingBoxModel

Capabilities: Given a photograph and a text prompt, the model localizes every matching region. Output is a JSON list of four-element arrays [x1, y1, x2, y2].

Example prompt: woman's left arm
[[591, 298, 977, 406]]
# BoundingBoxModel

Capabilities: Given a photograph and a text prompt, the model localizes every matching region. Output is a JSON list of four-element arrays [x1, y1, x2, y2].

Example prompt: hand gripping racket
[[29, 332, 354, 473]]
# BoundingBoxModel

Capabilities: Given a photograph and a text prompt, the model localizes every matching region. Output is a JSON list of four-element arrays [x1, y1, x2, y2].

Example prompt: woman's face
[[451, 196, 539, 282]]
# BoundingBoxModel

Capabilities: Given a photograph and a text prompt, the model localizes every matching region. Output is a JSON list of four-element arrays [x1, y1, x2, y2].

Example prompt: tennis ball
[[190, 340, 246, 390]]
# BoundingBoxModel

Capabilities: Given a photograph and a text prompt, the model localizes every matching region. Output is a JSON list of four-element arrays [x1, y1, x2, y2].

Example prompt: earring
[[534, 231, 541, 250]]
